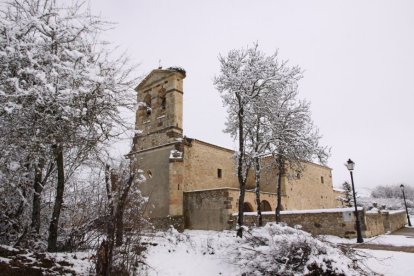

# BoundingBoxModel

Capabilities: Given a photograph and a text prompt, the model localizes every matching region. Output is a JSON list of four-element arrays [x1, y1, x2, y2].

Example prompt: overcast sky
[[90, 0, 414, 191]]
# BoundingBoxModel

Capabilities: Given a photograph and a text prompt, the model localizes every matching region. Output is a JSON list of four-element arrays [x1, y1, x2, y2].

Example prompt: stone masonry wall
[[183, 188, 279, 231], [231, 208, 407, 238], [183, 140, 239, 191], [259, 158, 338, 210], [183, 189, 234, 231], [364, 212, 385, 237], [385, 210, 407, 232]]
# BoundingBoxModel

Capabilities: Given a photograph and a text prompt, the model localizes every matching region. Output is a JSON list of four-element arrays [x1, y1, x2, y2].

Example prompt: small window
[[144, 94, 152, 116], [161, 96, 166, 109], [297, 172, 301, 179], [147, 170, 153, 179], [144, 93, 151, 107], [158, 87, 166, 110], [321, 176, 324, 184], [217, 169, 222, 178]]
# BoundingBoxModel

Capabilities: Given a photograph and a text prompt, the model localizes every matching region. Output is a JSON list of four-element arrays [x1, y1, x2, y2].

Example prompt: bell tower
[[133, 67, 186, 151]]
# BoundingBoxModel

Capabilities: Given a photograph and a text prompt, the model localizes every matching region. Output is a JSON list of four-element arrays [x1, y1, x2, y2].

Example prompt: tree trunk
[[31, 160, 44, 233], [275, 160, 283, 224], [255, 156, 262, 226], [236, 94, 246, 238], [115, 173, 134, 246], [105, 165, 115, 275], [115, 207, 124, 246], [48, 145, 65, 252], [254, 117, 262, 226], [96, 239, 109, 276]]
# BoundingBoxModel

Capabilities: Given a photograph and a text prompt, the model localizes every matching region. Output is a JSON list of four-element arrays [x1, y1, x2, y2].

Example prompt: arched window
[[144, 94, 152, 115], [243, 202, 254, 212], [158, 87, 166, 110], [144, 93, 151, 107], [261, 200, 272, 211]]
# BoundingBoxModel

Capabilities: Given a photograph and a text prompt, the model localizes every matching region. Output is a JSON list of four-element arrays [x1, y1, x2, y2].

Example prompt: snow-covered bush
[[358, 196, 413, 214], [371, 184, 414, 200], [232, 223, 366, 275]]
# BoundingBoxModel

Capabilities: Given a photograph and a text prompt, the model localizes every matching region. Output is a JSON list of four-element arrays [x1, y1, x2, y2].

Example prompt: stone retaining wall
[[230, 208, 407, 238], [183, 188, 407, 237], [235, 208, 364, 238], [365, 212, 385, 237], [383, 210, 406, 232]]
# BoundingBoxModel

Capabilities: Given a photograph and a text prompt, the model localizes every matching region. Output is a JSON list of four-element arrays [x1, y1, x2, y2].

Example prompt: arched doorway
[[261, 200, 272, 211], [243, 202, 254, 212]]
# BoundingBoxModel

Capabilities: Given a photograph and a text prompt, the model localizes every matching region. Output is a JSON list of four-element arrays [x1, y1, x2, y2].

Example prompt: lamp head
[[400, 184, 404, 190], [346, 159, 355, 171]]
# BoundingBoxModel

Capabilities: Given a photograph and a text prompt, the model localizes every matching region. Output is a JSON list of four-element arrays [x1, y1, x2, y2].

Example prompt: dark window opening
[[243, 202, 254, 212], [158, 87, 167, 110], [161, 96, 166, 110], [144, 93, 151, 107], [261, 200, 272, 211], [144, 94, 152, 116], [217, 169, 222, 178], [321, 176, 324, 183]]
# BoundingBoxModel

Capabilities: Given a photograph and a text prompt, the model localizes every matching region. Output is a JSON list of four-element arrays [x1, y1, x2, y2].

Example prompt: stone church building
[[129, 67, 339, 231]]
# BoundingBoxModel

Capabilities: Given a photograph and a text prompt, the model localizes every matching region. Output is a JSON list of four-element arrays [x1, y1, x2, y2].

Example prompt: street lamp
[[400, 184, 412, 227], [346, 159, 364, 243]]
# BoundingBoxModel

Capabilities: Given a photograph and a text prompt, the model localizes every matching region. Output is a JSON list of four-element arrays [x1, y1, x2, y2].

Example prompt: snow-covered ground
[[143, 229, 241, 276], [321, 231, 414, 276], [359, 249, 414, 276], [143, 226, 414, 276], [2, 225, 413, 275]]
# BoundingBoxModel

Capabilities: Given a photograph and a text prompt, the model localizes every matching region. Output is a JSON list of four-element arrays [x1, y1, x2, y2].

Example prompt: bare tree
[[96, 160, 146, 275]]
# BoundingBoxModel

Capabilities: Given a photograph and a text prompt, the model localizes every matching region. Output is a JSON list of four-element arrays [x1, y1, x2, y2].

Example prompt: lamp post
[[346, 159, 364, 243], [400, 184, 412, 227]]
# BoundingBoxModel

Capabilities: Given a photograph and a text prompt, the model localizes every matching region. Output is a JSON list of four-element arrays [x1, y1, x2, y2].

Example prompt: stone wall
[[365, 212, 385, 237], [247, 208, 365, 238], [183, 189, 233, 230], [283, 163, 337, 210], [383, 210, 406, 232], [230, 208, 406, 238], [183, 140, 239, 191], [132, 145, 175, 218], [259, 158, 337, 210]]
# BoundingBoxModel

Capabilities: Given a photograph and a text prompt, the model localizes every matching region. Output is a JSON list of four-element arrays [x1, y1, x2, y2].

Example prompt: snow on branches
[[214, 42, 329, 230]]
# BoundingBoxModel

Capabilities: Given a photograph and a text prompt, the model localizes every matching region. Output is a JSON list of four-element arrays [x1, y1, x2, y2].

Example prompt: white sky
[[89, 0, 414, 190]]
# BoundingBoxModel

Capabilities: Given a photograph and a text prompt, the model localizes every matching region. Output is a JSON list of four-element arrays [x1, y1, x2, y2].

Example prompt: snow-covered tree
[[372, 184, 414, 200], [215, 43, 329, 230], [214, 43, 302, 235], [338, 181, 354, 207], [266, 78, 329, 223], [0, 0, 137, 251]]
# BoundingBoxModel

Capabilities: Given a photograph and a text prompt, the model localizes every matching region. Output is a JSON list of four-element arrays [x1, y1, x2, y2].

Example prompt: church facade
[[129, 68, 339, 230]]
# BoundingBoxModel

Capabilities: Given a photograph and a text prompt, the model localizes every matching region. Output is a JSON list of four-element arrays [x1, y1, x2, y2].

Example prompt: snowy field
[[143, 226, 414, 276], [321, 232, 414, 276], [359, 249, 414, 276]]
